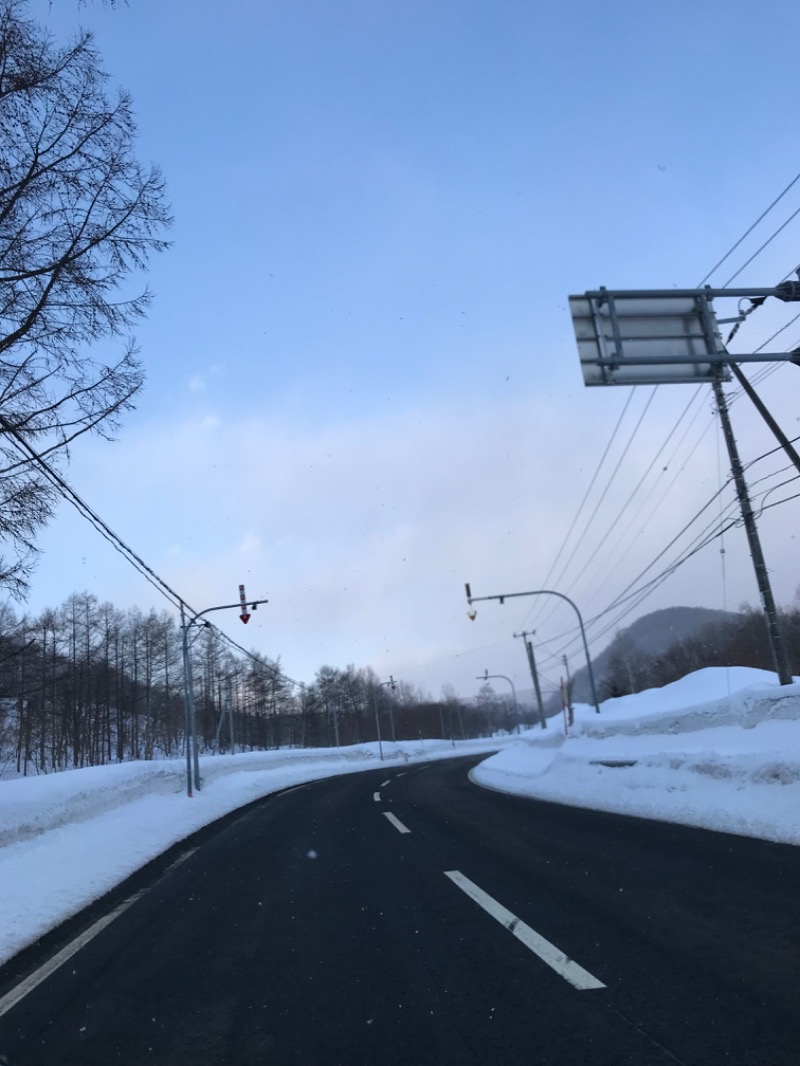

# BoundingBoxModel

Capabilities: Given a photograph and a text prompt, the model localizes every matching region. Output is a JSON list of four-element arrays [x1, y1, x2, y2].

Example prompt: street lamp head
[[775, 280, 800, 303]]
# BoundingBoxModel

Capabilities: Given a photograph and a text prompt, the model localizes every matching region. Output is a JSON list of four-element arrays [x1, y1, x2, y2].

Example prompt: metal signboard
[[569, 289, 730, 386]]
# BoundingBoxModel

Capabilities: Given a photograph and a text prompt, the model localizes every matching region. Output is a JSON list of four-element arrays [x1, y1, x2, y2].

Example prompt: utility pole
[[712, 377, 792, 685], [387, 676, 397, 743], [569, 286, 797, 688], [213, 674, 236, 755], [371, 689, 384, 762], [227, 675, 235, 753], [180, 603, 197, 797], [728, 364, 800, 477], [374, 677, 397, 754], [562, 654, 574, 727], [513, 631, 546, 728]]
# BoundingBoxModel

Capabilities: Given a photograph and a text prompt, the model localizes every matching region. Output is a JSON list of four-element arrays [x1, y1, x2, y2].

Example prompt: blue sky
[[15, 0, 800, 698]]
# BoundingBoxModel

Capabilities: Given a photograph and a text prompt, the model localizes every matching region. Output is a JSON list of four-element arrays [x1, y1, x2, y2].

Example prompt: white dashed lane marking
[[444, 870, 605, 991], [383, 812, 411, 835]]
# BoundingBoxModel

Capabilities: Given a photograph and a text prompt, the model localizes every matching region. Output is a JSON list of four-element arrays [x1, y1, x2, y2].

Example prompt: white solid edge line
[[165, 847, 197, 872], [444, 870, 605, 991], [383, 811, 411, 834], [373, 791, 382, 802], [0, 890, 145, 1020]]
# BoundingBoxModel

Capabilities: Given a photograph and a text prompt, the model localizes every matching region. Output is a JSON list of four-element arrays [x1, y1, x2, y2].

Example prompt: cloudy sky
[[14, 0, 800, 699]]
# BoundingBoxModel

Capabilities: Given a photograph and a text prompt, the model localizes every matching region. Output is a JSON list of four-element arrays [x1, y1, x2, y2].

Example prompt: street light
[[475, 670, 518, 733], [465, 584, 600, 715], [181, 585, 269, 796]]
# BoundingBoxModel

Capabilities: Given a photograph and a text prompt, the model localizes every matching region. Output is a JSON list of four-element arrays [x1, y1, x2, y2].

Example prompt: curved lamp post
[[476, 670, 518, 708], [476, 670, 518, 735], [465, 584, 600, 715], [181, 589, 268, 796]]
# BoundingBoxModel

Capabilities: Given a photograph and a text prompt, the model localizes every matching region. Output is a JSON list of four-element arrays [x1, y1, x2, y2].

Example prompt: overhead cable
[[696, 167, 800, 286], [722, 203, 800, 287], [522, 389, 635, 629], [0, 414, 188, 613], [524, 386, 658, 632], [0, 415, 306, 691]]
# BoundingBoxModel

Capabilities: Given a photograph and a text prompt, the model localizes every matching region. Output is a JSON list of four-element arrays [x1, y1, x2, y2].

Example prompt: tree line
[[0, 592, 529, 777]]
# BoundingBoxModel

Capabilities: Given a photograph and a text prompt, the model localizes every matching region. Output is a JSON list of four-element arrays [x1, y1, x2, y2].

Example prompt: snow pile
[[472, 667, 800, 845], [585, 666, 800, 735]]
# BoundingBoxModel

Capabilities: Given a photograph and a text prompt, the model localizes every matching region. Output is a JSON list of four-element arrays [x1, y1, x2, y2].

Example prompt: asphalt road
[[2, 754, 800, 1065]]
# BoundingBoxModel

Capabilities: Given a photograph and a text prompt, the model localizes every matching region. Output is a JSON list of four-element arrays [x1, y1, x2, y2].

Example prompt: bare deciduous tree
[[0, 0, 171, 592]]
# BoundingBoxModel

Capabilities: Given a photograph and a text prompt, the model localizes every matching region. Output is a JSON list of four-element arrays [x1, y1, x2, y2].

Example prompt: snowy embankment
[[472, 666, 800, 845], [0, 737, 502, 967]]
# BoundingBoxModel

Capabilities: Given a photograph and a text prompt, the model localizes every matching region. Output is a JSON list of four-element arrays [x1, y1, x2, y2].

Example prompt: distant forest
[[0, 593, 534, 777], [1, 595, 798, 777]]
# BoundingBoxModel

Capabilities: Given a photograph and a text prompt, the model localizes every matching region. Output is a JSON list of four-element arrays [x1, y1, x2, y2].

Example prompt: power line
[[0, 414, 188, 613], [584, 443, 800, 639], [531, 388, 713, 637], [521, 389, 635, 628], [577, 401, 718, 617], [523, 387, 657, 632], [210, 627, 307, 690], [557, 387, 708, 614], [537, 463, 799, 670], [696, 167, 800, 286], [0, 415, 306, 691], [722, 202, 800, 287], [536, 509, 740, 669]]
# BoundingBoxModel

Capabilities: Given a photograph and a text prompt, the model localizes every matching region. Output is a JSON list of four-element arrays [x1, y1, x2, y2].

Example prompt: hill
[[553, 605, 737, 711]]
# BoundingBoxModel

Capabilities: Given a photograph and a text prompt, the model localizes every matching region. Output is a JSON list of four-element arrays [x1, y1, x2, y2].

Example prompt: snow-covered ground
[[473, 666, 800, 844], [2, 665, 799, 968]]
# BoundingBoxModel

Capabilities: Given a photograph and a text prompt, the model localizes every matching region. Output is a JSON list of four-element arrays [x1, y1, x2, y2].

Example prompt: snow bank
[[583, 667, 800, 737], [472, 667, 800, 846]]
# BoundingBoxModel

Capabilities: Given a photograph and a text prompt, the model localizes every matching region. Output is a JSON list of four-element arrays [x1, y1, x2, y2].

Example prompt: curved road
[[2, 754, 800, 1064]]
